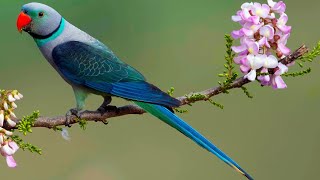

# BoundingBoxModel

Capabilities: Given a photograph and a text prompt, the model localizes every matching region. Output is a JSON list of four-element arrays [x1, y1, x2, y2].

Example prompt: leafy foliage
[[78, 118, 88, 130], [299, 41, 320, 64], [52, 126, 63, 131], [207, 99, 224, 109], [241, 86, 253, 98], [218, 34, 253, 98], [218, 34, 239, 91], [283, 68, 311, 77], [11, 135, 42, 155], [17, 111, 39, 136], [167, 87, 188, 113], [186, 93, 223, 109]]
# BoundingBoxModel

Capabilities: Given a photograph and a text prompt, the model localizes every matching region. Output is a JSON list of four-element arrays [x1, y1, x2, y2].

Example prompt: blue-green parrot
[[16, 3, 253, 179]]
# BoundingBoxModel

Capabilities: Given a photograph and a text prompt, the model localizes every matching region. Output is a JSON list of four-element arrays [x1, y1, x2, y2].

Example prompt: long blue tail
[[134, 101, 253, 180]]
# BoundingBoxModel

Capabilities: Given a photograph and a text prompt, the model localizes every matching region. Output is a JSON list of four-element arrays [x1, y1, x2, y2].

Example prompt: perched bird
[[16, 2, 253, 179]]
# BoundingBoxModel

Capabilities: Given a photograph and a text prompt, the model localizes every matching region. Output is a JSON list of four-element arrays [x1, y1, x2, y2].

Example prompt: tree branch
[[12, 45, 308, 129]]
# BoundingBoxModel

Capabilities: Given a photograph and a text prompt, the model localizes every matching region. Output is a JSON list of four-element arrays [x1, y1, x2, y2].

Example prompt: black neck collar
[[29, 18, 63, 40]]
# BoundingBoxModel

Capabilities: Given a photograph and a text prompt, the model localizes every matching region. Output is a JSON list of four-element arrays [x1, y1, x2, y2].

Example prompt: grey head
[[18, 2, 62, 39]]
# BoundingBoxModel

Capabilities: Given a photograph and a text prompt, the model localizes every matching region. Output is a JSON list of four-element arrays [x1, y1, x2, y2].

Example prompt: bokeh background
[[1, 0, 319, 179]]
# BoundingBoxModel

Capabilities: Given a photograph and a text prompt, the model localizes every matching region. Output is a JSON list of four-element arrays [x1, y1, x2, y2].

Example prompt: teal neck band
[[34, 18, 66, 47]]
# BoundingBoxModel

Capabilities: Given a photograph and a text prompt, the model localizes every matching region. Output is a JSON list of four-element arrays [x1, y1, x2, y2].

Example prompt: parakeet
[[16, 3, 253, 179]]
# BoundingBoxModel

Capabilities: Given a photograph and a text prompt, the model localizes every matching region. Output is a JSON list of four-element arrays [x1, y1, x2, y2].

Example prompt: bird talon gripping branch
[[65, 108, 84, 127]]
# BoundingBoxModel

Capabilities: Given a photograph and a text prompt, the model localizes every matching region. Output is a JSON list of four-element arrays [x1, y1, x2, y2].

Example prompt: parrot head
[[16, 2, 61, 37]]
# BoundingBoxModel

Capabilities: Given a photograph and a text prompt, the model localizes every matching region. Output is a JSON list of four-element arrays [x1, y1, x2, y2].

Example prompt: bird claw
[[97, 105, 118, 116], [65, 108, 84, 127]]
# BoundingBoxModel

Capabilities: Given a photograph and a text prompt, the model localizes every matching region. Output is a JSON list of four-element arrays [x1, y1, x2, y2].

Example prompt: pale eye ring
[[38, 12, 44, 17]]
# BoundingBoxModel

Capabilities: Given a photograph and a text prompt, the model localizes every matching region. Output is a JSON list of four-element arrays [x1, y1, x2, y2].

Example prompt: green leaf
[[208, 99, 224, 109], [241, 86, 253, 99], [78, 118, 88, 130], [283, 68, 311, 77], [17, 111, 40, 136], [11, 135, 42, 155], [299, 41, 320, 66]]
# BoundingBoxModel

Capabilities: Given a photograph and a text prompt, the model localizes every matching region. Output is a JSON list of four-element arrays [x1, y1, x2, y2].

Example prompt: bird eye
[[38, 12, 44, 17]]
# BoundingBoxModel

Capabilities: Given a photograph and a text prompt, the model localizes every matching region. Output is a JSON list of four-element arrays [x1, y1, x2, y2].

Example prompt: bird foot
[[65, 108, 85, 127], [97, 105, 118, 116]]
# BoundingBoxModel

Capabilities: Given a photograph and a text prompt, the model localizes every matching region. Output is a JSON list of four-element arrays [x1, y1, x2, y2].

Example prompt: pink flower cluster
[[0, 90, 23, 168], [231, 0, 291, 89]]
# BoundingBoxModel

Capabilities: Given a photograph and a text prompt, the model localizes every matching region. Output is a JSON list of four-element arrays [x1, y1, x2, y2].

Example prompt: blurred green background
[[1, 0, 319, 179]]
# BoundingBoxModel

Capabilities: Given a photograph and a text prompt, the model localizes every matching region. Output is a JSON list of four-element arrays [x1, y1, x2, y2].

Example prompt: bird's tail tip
[[231, 164, 254, 180]]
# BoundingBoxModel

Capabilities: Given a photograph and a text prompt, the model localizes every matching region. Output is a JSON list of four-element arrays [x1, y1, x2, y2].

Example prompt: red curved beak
[[17, 12, 32, 33]]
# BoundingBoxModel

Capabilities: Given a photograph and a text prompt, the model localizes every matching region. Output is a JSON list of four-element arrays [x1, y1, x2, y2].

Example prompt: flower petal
[[272, 76, 287, 89], [3, 102, 8, 110], [241, 2, 253, 10], [267, 0, 276, 7], [278, 33, 290, 45], [272, 1, 286, 13], [277, 13, 291, 33], [247, 42, 259, 55], [8, 141, 19, 153], [234, 55, 246, 64], [251, 54, 265, 69], [275, 62, 288, 75], [0, 112, 4, 127], [6, 156, 17, 168], [1, 144, 14, 156], [260, 25, 275, 39], [264, 55, 279, 68], [257, 68, 271, 86], [232, 15, 242, 22], [8, 94, 16, 102], [258, 37, 271, 48], [245, 70, 257, 81], [278, 25, 291, 34], [278, 43, 291, 55], [6, 118, 16, 127], [242, 28, 254, 37], [240, 65, 251, 73], [231, 29, 244, 39], [231, 44, 247, 53], [0, 135, 4, 145]]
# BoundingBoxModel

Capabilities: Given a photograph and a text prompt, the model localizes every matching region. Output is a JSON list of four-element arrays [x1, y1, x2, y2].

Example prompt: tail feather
[[134, 101, 253, 180]]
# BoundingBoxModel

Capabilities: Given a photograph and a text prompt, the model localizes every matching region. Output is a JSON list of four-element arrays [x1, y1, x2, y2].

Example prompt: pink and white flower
[[277, 13, 291, 33], [1, 141, 19, 168], [251, 3, 270, 18], [0, 90, 23, 167], [231, 0, 291, 89], [244, 54, 265, 81], [268, 0, 286, 13]]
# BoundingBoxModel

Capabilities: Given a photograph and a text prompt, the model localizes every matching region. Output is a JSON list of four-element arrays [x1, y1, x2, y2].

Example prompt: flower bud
[[18, 93, 23, 99], [0, 134, 4, 145], [276, 50, 283, 58], [3, 130, 12, 136], [272, 18, 277, 26], [7, 94, 16, 102], [13, 95, 20, 100], [0, 111, 4, 127], [274, 35, 280, 41], [6, 118, 16, 127], [3, 101, 8, 110], [9, 111, 16, 119], [254, 32, 260, 40], [270, 42, 278, 50], [11, 102, 17, 109], [8, 141, 19, 153], [1, 143, 14, 156]]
